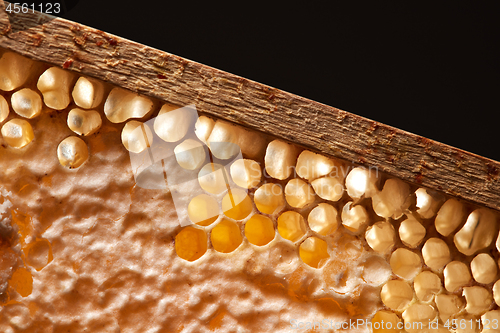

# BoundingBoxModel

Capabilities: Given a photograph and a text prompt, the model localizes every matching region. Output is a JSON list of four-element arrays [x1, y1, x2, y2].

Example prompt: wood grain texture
[[1, 4, 499, 211]]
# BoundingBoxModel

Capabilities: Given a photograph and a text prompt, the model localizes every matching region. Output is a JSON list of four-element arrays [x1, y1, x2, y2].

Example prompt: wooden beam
[[1, 4, 499, 211]]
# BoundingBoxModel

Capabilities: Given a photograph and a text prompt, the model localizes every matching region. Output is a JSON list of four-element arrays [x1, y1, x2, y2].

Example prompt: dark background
[[62, 1, 499, 161]]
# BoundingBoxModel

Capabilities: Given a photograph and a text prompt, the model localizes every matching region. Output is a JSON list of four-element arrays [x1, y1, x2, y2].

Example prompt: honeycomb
[[0, 48, 500, 333]]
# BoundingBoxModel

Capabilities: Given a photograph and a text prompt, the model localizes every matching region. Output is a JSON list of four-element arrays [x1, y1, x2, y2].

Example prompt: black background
[[62, 1, 499, 161]]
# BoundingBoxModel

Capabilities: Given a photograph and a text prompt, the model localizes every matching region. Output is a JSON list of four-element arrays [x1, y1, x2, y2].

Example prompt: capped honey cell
[[345, 167, 378, 199], [371, 311, 401, 333], [402, 303, 437, 333], [454, 208, 497, 256], [414, 271, 442, 302], [206, 120, 241, 160], [174, 139, 207, 170], [154, 104, 194, 143], [277, 211, 307, 243], [415, 188, 444, 219], [295, 150, 336, 181], [390, 248, 422, 280], [284, 178, 315, 209], [494, 280, 500, 306], [121, 121, 153, 154], [0, 51, 35, 91], [254, 183, 285, 215], [399, 214, 426, 248], [1, 118, 34, 149], [194, 115, 215, 144], [310, 176, 344, 202], [187, 194, 219, 226], [68, 109, 102, 136], [57, 136, 89, 169], [380, 279, 413, 311], [264, 139, 298, 180], [307, 203, 338, 236], [435, 294, 464, 322], [230, 159, 262, 189], [443, 261, 471, 293], [0, 95, 8, 123], [421, 238, 450, 271], [482, 310, 500, 333], [72, 76, 105, 109], [37, 67, 75, 110], [11, 88, 42, 119], [105, 87, 154, 123], [372, 178, 411, 219], [470, 253, 497, 285], [365, 221, 396, 253], [342, 202, 368, 232], [463, 286, 492, 315], [198, 163, 229, 195], [435, 198, 466, 237]]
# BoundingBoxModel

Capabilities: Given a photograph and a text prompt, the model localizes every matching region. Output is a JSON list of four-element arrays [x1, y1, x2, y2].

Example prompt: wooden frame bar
[[1, 4, 499, 211]]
